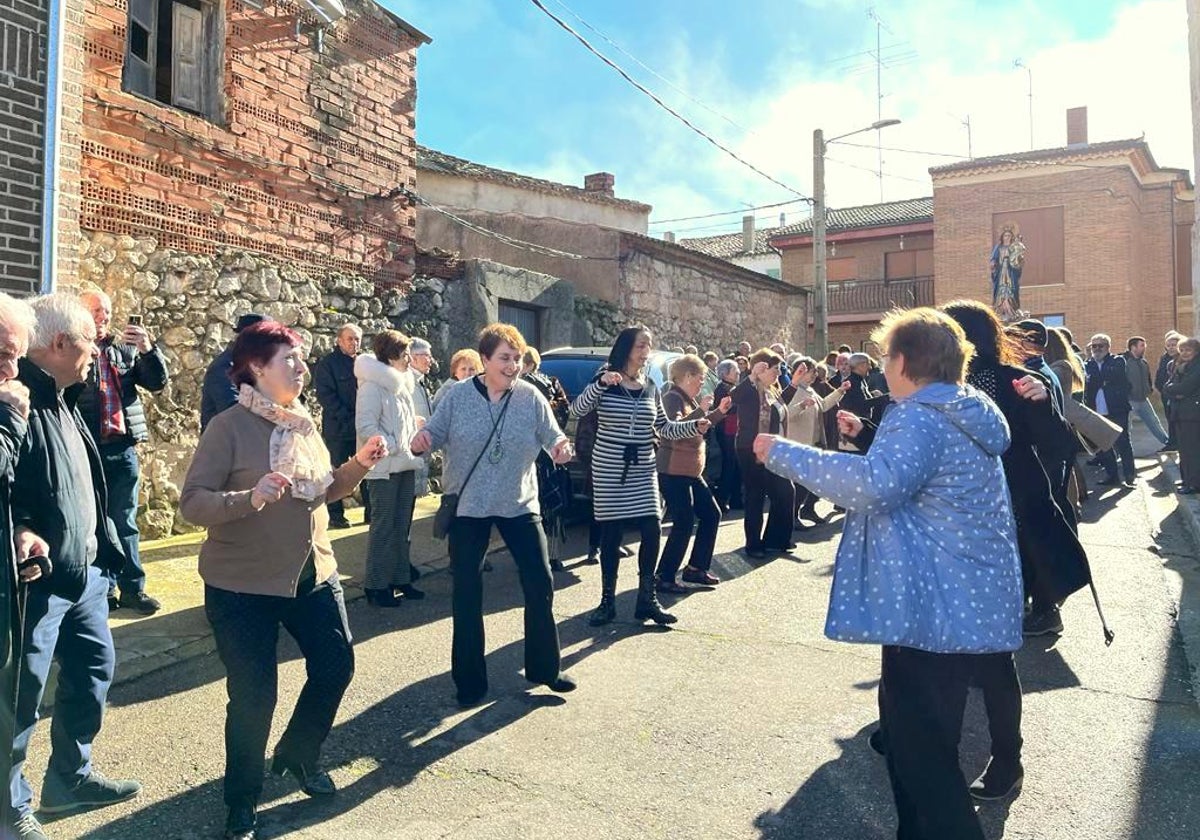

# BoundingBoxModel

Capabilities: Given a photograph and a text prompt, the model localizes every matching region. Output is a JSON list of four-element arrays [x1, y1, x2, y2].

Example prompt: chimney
[[583, 172, 615, 197], [664, 231, 676, 243], [779, 212, 786, 227], [1066, 107, 1088, 146], [742, 214, 755, 253]]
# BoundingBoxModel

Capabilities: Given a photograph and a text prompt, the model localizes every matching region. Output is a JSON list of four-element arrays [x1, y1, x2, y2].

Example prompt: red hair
[[230, 321, 303, 388]]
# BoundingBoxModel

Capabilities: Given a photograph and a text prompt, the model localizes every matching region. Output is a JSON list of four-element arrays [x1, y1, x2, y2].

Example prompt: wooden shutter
[[171, 3, 204, 112], [124, 0, 158, 97], [827, 257, 858, 282]]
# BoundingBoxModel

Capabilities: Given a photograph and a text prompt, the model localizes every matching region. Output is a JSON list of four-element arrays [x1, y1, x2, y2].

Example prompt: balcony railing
[[828, 276, 933, 315]]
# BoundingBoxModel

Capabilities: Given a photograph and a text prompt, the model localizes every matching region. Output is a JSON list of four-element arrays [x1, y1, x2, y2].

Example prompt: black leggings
[[600, 516, 661, 581]]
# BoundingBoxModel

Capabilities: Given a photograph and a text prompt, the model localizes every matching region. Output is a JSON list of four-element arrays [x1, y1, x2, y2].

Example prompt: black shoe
[[225, 805, 257, 840], [746, 547, 767, 559], [584, 549, 600, 565], [117, 591, 161, 615], [1123, 478, 1138, 488], [271, 756, 336, 797], [681, 568, 720, 586], [798, 508, 825, 525], [364, 587, 404, 608], [11, 813, 47, 840], [550, 558, 566, 572], [1097, 476, 1122, 486], [634, 582, 677, 625], [969, 758, 1024, 801], [867, 728, 886, 756], [793, 519, 812, 532], [618, 545, 634, 558], [106, 592, 120, 612], [533, 674, 577, 693], [1022, 607, 1064, 637], [589, 592, 616, 626], [456, 687, 488, 708], [328, 517, 352, 530], [1180, 485, 1198, 495], [38, 772, 142, 815], [398, 584, 425, 601], [657, 579, 687, 594]]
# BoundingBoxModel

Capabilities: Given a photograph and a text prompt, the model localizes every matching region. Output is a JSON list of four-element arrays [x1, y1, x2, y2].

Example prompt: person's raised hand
[[1013, 375, 1048, 402], [600, 371, 623, 387], [837, 410, 864, 439], [717, 396, 732, 413], [251, 472, 292, 510], [840, 380, 853, 392], [121, 324, 153, 353], [355, 435, 388, 468], [753, 433, 779, 464]]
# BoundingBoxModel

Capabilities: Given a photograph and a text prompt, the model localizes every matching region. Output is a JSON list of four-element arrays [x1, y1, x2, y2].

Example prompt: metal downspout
[[39, 0, 66, 294]]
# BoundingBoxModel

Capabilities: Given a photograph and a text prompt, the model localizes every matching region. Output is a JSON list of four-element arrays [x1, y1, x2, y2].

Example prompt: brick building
[[932, 115, 1194, 349], [768, 197, 934, 350], [0, 0, 53, 294]]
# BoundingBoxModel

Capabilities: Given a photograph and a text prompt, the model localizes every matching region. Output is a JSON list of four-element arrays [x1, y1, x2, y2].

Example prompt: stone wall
[[618, 244, 808, 355], [573, 296, 621, 346], [77, 230, 400, 537]]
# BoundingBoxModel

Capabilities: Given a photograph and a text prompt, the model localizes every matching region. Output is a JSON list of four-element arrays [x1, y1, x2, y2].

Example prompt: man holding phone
[[77, 290, 170, 615]]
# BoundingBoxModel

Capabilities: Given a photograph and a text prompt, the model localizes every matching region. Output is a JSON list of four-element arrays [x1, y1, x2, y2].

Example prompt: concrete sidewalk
[[106, 496, 499, 687]]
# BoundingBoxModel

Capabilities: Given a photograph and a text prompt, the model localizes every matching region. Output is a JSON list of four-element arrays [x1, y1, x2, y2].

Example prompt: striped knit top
[[570, 379, 699, 521]]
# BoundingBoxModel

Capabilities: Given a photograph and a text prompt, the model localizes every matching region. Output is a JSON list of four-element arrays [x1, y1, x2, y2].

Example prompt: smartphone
[[127, 314, 143, 327]]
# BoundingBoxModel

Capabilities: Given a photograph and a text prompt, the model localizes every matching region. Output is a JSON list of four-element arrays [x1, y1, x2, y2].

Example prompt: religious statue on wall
[[990, 224, 1027, 321]]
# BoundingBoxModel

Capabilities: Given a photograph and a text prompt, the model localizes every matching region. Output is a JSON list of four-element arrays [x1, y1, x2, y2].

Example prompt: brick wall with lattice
[[79, 0, 423, 288], [0, 2, 49, 295]]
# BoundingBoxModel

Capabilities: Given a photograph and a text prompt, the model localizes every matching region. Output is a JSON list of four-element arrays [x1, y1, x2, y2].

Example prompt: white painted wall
[[725, 251, 782, 279]]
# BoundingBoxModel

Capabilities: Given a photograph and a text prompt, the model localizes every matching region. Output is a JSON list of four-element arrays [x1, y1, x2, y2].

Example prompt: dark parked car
[[538, 346, 681, 512]]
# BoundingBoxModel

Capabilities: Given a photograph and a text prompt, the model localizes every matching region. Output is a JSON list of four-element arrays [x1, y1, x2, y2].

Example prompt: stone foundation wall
[[77, 231, 401, 537]]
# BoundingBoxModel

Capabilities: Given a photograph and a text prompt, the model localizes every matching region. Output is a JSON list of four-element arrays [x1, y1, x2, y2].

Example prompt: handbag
[[432, 389, 512, 540]]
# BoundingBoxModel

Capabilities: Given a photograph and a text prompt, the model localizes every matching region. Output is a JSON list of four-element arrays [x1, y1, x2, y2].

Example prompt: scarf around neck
[[238, 384, 335, 501]]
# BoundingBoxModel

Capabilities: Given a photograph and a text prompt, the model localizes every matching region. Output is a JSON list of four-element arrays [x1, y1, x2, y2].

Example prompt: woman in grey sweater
[[411, 323, 576, 707]]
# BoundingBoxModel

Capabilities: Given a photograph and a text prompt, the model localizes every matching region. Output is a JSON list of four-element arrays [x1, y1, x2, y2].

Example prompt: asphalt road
[[28, 456, 1200, 840]]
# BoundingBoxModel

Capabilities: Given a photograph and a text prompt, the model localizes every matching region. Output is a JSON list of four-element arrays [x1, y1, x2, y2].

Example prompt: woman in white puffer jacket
[[355, 330, 427, 607]]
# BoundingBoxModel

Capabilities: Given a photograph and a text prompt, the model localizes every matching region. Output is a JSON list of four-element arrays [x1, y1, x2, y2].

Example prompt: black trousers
[[878, 645, 986, 840], [714, 432, 743, 508], [974, 652, 1023, 769], [657, 474, 721, 580], [205, 576, 354, 811], [793, 482, 818, 518], [325, 437, 370, 522], [448, 514, 562, 700], [737, 451, 795, 552], [600, 515, 660, 582], [1098, 411, 1135, 482], [1177, 418, 1200, 488]]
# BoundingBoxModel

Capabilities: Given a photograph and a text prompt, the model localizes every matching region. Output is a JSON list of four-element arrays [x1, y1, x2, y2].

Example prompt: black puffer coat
[[76, 338, 169, 444]]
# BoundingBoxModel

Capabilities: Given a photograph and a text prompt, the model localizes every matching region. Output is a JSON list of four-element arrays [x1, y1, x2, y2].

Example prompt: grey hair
[[716, 359, 739, 380], [337, 322, 362, 337], [29, 293, 95, 350], [0, 292, 37, 349], [410, 338, 432, 354], [1089, 333, 1112, 347]]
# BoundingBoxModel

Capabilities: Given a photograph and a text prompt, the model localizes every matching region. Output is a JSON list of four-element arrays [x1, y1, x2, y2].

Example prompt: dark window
[[499, 301, 541, 348], [124, 0, 220, 121]]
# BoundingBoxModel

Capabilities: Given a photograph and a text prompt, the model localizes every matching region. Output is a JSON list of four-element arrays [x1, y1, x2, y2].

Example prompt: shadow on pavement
[[71, 601, 660, 839]]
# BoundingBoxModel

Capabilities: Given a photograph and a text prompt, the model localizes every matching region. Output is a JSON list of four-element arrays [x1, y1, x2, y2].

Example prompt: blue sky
[[384, 0, 1189, 237]]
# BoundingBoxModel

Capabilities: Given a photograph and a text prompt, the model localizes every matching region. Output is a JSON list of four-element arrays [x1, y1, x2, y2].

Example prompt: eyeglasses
[[1089, 343, 1108, 349]]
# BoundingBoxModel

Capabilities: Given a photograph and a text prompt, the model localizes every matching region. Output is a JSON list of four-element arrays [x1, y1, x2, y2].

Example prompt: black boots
[[634, 577, 677, 625], [589, 575, 617, 626]]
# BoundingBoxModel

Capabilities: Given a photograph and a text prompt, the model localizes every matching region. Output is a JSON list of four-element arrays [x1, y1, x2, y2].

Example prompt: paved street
[[28, 443, 1200, 840]]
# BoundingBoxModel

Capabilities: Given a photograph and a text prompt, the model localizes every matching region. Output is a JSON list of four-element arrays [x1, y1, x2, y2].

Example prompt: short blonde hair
[[450, 348, 482, 375], [522, 347, 542, 370], [871, 307, 972, 385], [478, 322, 526, 358], [669, 354, 706, 383]]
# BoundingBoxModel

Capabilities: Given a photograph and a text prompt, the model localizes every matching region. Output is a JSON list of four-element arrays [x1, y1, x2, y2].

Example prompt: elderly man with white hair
[[8, 294, 140, 840], [76, 289, 168, 615], [406, 337, 436, 422]]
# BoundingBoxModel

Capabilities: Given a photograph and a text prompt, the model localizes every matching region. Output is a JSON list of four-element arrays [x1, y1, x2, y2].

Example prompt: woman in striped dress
[[570, 327, 707, 626]]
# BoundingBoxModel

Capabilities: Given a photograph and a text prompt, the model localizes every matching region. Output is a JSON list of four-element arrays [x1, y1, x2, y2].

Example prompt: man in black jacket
[[199, 313, 270, 433], [77, 291, 168, 615], [8, 294, 139, 839], [1085, 333, 1136, 487], [313, 323, 365, 528], [1155, 330, 1183, 450]]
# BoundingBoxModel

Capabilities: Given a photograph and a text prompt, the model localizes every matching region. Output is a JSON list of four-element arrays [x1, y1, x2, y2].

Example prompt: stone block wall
[[77, 231, 399, 537]]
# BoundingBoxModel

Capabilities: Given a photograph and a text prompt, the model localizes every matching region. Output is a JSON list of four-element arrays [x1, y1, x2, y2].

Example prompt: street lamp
[[812, 118, 901, 355]]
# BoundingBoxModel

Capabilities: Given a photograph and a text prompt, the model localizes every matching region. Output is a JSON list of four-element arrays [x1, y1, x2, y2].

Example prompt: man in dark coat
[[8, 294, 140, 839], [1154, 331, 1183, 450], [76, 291, 168, 615], [1085, 333, 1135, 487], [313, 323, 365, 529], [199, 313, 270, 432]]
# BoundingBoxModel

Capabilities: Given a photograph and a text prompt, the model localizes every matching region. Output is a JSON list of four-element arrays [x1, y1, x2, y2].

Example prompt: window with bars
[[124, 0, 222, 121]]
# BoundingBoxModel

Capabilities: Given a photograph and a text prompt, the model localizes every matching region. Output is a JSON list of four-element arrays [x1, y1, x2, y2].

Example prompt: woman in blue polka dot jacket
[[754, 307, 1023, 840]]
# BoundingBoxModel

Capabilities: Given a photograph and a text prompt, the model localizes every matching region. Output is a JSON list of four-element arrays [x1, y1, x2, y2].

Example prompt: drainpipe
[[40, 0, 66, 294]]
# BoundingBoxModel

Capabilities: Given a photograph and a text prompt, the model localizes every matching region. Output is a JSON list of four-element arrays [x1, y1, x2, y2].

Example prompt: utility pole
[[962, 114, 973, 159], [869, 8, 886, 201], [812, 128, 828, 356], [1014, 58, 1033, 149], [1189, 0, 1200, 333]]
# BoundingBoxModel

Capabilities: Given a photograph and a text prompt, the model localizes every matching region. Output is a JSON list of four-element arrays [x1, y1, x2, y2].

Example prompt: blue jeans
[[99, 443, 145, 596], [10, 566, 115, 817], [1131, 400, 1170, 446]]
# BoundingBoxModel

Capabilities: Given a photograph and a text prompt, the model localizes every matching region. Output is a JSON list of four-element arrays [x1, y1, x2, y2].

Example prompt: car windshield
[[540, 351, 681, 400]]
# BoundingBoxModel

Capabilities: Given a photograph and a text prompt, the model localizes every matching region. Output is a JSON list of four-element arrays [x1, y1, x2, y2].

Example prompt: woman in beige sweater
[[180, 322, 386, 840], [786, 356, 850, 527]]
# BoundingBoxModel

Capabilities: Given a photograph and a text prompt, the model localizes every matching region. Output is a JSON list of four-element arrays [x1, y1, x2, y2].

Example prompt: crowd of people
[[0, 285, 1189, 840]]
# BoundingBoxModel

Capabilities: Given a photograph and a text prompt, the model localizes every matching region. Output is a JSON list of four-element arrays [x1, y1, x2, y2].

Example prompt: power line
[[649, 198, 809, 226], [549, 0, 759, 139], [824, 156, 930, 186], [526, 0, 812, 202]]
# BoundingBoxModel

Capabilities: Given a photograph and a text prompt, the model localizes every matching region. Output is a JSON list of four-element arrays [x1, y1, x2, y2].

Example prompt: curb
[[1149, 453, 1200, 707]]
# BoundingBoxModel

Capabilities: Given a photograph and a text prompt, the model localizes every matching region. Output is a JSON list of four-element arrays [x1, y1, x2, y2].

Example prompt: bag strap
[[459, 387, 513, 497]]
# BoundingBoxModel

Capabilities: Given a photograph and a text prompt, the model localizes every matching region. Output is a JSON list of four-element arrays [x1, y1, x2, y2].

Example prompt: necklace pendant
[[488, 439, 503, 464]]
